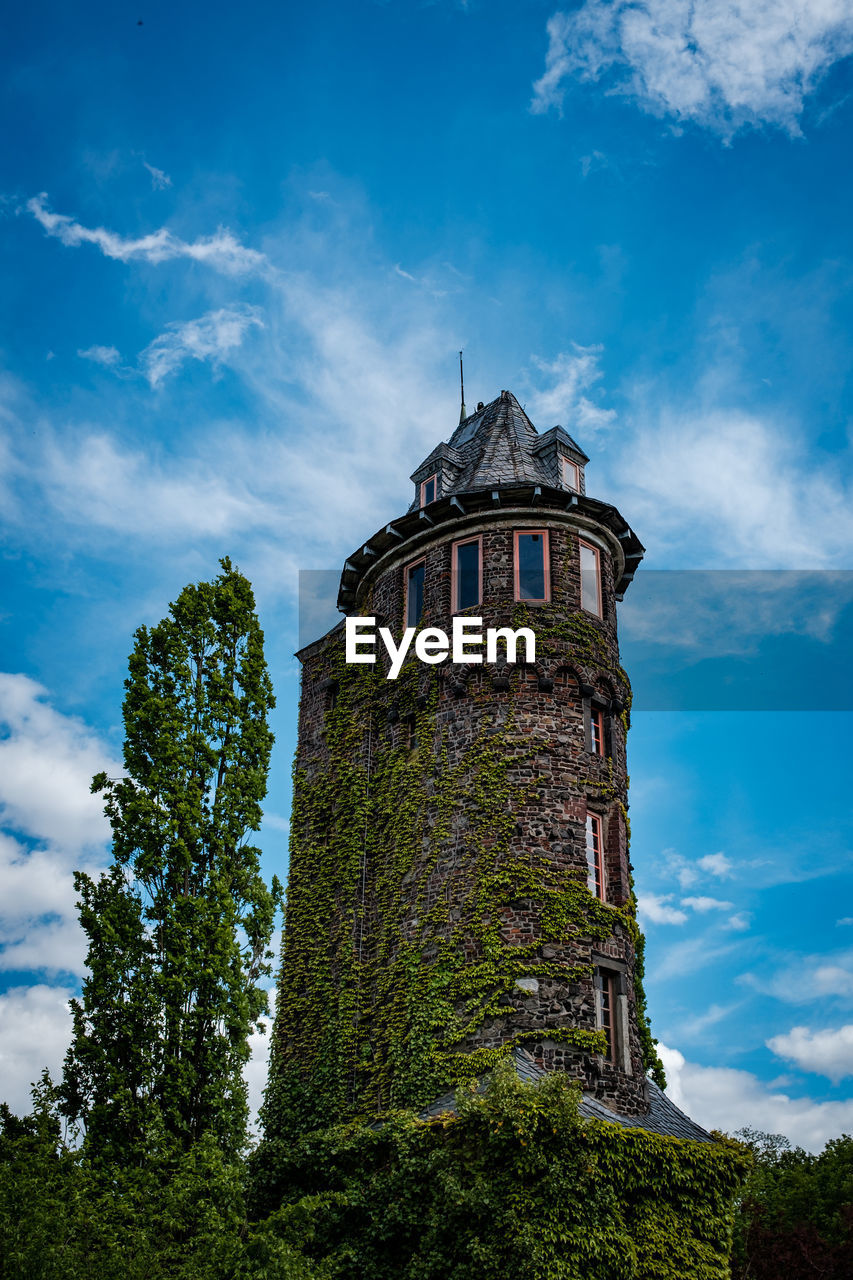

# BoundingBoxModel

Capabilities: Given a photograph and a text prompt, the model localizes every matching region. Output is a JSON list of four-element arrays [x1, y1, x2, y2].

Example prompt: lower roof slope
[[417, 1047, 712, 1144]]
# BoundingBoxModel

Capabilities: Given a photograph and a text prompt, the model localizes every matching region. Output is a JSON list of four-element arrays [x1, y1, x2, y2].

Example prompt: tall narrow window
[[590, 707, 605, 756], [598, 971, 617, 1062], [452, 537, 481, 611], [406, 559, 425, 627], [585, 812, 605, 900], [579, 540, 602, 617], [420, 474, 437, 507], [561, 458, 580, 492], [514, 530, 550, 602]]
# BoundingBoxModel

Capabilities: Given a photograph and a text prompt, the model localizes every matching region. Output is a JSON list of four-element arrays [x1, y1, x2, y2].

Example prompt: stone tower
[[266, 390, 703, 1142]]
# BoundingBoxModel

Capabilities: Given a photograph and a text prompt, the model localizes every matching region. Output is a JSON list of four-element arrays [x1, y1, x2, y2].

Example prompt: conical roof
[[449, 390, 546, 488], [409, 390, 590, 507]]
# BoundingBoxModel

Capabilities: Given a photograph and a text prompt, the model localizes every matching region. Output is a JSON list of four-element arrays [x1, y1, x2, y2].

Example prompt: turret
[[266, 389, 671, 1138]]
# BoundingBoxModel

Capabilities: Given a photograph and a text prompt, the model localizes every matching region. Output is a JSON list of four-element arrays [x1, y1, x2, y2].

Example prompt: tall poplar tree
[[61, 559, 280, 1161]]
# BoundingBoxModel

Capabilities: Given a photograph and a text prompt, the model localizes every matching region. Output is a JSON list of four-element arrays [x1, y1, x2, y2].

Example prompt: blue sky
[[2, 0, 853, 1149]]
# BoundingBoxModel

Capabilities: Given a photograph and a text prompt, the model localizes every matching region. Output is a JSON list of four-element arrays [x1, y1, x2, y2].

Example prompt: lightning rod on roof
[[459, 350, 467, 424]]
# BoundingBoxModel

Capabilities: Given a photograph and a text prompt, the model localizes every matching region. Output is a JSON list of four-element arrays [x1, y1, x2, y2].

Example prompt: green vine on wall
[[263, 610, 665, 1142]]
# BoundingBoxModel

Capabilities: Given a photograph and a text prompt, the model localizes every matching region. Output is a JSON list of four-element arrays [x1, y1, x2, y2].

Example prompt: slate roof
[[336, 387, 645, 612], [417, 1047, 712, 1144], [407, 390, 590, 509]]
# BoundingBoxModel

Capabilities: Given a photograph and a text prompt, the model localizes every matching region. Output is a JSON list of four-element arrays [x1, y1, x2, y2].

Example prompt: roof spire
[[458, 350, 467, 424]]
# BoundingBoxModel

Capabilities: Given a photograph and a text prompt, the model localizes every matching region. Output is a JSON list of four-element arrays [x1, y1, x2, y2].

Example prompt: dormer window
[[561, 458, 580, 492], [420, 474, 438, 507]]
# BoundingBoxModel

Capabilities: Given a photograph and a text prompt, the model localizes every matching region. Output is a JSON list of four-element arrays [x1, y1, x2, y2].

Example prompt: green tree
[[731, 1127, 853, 1279], [61, 558, 280, 1162]]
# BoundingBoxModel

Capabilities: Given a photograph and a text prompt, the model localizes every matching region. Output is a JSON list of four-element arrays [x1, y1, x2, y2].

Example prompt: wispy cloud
[[77, 344, 122, 368], [698, 852, 733, 879], [527, 345, 616, 433], [26, 194, 269, 277], [682, 896, 734, 913], [613, 407, 853, 568], [768, 1024, 853, 1084], [531, 0, 853, 138], [143, 161, 172, 191], [140, 305, 264, 388], [678, 1000, 742, 1039], [740, 953, 853, 1004]]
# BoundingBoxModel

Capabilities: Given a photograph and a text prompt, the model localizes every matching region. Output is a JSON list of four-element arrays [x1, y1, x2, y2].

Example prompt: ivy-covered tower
[[265, 390, 704, 1142]]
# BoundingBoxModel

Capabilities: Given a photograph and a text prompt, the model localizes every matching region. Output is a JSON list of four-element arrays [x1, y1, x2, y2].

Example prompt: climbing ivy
[[262, 605, 664, 1144], [251, 1057, 751, 1278]]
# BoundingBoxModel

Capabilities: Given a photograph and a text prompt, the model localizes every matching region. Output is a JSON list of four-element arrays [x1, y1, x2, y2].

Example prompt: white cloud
[[659, 1042, 853, 1152], [0, 673, 117, 850], [838, 917, 853, 926], [723, 912, 751, 932], [618, 570, 853, 661], [531, 0, 853, 137], [739, 954, 853, 1003], [27, 194, 269, 277], [139, 305, 264, 388], [814, 964, 853, 997], [682, 896, 734, 913], [636, 892, 688, 925], [39, 432, 274, 541], [528, 345, 616, 433], [660, 848, 700, 889], [143, 161, 172, 190], [78, 344, 122, 367], [614, 408, 853, 568], [678, 1000, 742, 1039], [767, 1024, 853, 1083], [698, 852, 733, 878], [0, 675, 118, 977], [580, 149, 610, 178], [655, 932, 745, 980], [0, 984, 74, 1115]]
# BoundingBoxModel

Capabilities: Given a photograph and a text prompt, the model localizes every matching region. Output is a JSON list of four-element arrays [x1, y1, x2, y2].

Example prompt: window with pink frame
[[585, 812, 605, 900], [405, 558, 426, 627], [452, 536, 481, 611], [590, 706, 605, 756], [420, 474, 438, 506], [514, 529, 550, 602], [579, 539, 602, 617]]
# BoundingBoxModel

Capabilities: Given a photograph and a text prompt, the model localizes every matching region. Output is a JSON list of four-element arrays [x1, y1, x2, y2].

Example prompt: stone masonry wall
[[281, 502, 649, 1118]]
